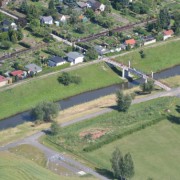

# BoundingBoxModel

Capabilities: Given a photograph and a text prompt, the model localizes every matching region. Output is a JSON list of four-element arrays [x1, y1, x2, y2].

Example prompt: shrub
[[19, 42, 31, 48]]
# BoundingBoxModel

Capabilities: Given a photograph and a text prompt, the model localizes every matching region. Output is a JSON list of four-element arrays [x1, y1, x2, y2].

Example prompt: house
[[94, 45, 109, 55], [0, 75, 9, 87], [77, 1, 87, 9], [40, 16, 53, 25], [11, 22, 17, 30], [143, 35, 156, 46], [59, 15, 67, 23], [1, 19, 11, 32], [78, 15, 88, 23], [87, 0, 105, 12], [163, 30, 174, 40], [25, 63, 42, 73], [120, 44, 126, 50], [66, 52, 84, 65], [10, 70, 24, 78], [125, 39, 136, 48], [48, 56, 67, 66]]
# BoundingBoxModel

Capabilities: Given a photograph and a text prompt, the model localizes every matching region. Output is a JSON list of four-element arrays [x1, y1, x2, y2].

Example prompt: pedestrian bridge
[[103, 58, 171, 91]]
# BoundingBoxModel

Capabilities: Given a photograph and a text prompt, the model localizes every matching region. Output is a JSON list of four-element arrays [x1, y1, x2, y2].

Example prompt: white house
[[163, 30, 174, 40], [40, 16, 53, 25], [87, 0, 105, 12], [94, 45, 109, 55], [59, 15, 66, 23], [0, 75, 9, 87], [66, 52, 84, 65], [48, 56, 67, 66], [143, 35, 156, 46], [25, 63, 42, 73]]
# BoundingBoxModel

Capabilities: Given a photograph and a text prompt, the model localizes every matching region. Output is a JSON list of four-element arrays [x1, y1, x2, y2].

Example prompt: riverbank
[[115, 40, 180, 74], [0, 62, 123, 121]]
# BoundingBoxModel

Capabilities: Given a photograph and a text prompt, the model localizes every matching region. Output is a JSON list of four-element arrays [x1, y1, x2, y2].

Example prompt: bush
[[19, 42, 31, 48], [58, 72, 82, 86], [51, 121, 61, 135]]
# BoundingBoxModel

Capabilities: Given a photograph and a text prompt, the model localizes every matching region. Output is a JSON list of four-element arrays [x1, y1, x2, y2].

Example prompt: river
[[0, 65, 179, 130]]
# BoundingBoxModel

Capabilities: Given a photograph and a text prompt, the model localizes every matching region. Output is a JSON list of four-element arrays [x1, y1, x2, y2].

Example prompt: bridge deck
[[103, 58, 171, 91]]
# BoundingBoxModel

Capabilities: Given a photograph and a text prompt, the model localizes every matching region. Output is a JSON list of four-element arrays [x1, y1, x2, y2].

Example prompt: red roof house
[[163, 30, 174, 40], [0, 75, 9, 87], [10, 70, 24, 77], [125, 39, 136, 48]]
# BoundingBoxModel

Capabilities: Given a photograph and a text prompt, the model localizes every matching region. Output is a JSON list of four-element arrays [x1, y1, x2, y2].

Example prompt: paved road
[[0, 87, 180, 179]]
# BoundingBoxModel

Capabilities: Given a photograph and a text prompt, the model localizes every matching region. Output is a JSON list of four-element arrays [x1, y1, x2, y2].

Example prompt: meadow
[[115, 40, 180, 74], [0, 62, 122, 120], [44, 97, 180, 179]]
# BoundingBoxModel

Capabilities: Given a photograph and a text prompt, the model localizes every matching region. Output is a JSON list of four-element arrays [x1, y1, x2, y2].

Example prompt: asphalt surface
[[0, 87, 180, 179]]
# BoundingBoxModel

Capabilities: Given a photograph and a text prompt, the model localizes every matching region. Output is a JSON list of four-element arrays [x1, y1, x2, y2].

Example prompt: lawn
[[115, 40, 180, 74], [85, 120, 180, 180], [0, 151, 96, 180], [0, 62, 122, 120], [43, 97, 180, 179]]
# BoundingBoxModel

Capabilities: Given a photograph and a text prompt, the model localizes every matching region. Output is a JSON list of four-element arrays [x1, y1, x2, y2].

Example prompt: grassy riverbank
[[0, 62, 122, 120], [43, 96, 180, 179], [115, 40, 180, 74]]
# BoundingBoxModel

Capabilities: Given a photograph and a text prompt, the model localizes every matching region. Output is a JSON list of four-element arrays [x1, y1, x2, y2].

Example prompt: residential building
[[0, 75, 9, 87], [59, 15, 67, 23], [48, 56, 67, 66], [40, 16, 53, 25], [25, 63, 42, 73], [10, 70, 24, 78], [76, 1, 87, 9], [87, 0, 105, 12], [94, 45, 109, 55], [143, 35, 156, 46], [66, 52, 84, 65], [163, 30, 174, 40], [125, 39, 136, 48]]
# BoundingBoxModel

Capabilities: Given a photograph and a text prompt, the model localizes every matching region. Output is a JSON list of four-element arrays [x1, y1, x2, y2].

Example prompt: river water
[[0, 65, 179, 130]]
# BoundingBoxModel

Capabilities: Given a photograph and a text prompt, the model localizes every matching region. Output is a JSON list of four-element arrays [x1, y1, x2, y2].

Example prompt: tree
[[31, 102, 60, 123], [158, 8, 170, 29], [116, 90, 132, 112], [84, 48, 98, 61], [51, 121, 61, 135], [140, 79, 154, 93], [58, 72, 72, 86], [111, 148, 135, 179], [20, 1, 28, 13], [123, 153, 135, 179], [17, 28, 23, 40], [48, 0, 55, 10]]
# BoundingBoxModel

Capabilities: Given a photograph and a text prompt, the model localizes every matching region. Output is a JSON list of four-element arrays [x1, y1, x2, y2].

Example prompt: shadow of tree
[[176, 105, 180, 113], [95, 168, 114, 179]]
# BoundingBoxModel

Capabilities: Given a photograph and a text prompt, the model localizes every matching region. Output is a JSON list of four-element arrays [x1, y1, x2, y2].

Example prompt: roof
[[163, 30, 174, 36], [143, 35, 155, 42], [49, 56, 66, 63], [10, 70, 23, 76], [92, 1, 102, 10], [67, 52, 84, 60], [125, 39, 136, 45], [24, 63, 42, 72], [94, 45, 106, 52], [41, 16, 53, 22], [79, 15, 84, 20], [77, 1, 87, 8], [2, 20, 11, 26], [0, 75, 7, 82]]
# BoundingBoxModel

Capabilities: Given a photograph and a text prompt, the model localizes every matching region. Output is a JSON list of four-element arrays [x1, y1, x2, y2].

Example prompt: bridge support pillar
[[122, 68, 129, 79], [122, 68, 125, 78]]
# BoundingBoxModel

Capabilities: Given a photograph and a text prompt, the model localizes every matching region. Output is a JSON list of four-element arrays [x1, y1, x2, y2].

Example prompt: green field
[[0, 62, 122, 120], [85, 120, 180, 180], [0, 151, 97, 180], [0, 152, 63, 180], [115, 40, 180, 74], [43, 97, 180, 179]]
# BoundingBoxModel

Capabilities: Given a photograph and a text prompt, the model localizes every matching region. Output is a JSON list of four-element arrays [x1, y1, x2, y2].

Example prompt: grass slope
[[86, 120, 180, 180], [0, 62, 122, 120], [115, 40, 180, 74], [0, 152, 61, 180]]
